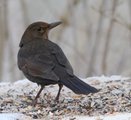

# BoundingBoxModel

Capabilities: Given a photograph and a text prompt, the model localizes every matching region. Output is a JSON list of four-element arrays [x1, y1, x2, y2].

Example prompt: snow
[[0, 113, 31, 120], [0, 113, 131, 120], [63, 113, 131, 120], [85, 75, 130, 82]]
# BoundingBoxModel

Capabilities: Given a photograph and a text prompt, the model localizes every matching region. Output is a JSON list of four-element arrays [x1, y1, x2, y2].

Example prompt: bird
[[17, 21, 99, 106]]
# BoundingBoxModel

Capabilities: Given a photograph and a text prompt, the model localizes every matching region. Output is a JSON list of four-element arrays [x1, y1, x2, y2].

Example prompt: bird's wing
[[18, 53, 59, 81], [49, 42, 74, 76]]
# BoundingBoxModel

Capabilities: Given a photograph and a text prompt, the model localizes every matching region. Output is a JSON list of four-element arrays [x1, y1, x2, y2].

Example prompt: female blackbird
[[17, 21, 99, 106]]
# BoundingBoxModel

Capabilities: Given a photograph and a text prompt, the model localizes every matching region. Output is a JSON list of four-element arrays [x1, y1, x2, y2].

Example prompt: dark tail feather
[[61, 76, 99, 94]]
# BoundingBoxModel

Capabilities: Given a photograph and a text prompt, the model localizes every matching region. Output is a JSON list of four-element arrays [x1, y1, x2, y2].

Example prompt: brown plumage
[[17, 21, 99, 106]]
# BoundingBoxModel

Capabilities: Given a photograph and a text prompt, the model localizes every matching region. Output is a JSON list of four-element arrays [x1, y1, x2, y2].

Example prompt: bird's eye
[[37, 27, 41, 31]]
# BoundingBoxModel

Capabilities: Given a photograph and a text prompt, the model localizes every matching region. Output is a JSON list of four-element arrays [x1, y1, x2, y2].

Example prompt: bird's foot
[[55, 97, 59, 103], [31, 99, 37, 107]]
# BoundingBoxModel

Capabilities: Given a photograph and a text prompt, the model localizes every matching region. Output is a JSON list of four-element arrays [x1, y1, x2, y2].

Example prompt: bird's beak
[[49, 21, 62, 29]]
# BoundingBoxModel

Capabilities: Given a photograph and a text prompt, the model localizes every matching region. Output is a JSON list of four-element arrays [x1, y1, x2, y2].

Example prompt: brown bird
[[17, 21, 99, 106]]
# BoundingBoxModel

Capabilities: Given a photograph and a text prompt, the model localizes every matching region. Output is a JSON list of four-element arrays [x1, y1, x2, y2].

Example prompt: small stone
[[49, 112, 53, 116], [67, 106, 75, 110], [51, 107, 58, 112], [32, 114, 38, 119], [64, 98, 74, 104], [111, 89, 122, 95], [50, 103, 57, 107]]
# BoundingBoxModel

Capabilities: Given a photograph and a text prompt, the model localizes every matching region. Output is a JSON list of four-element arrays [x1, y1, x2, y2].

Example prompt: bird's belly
[[23, 72, 57, 86]]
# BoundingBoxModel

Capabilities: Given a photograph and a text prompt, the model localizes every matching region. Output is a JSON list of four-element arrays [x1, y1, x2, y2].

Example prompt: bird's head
[[19, 21, 62, 47]]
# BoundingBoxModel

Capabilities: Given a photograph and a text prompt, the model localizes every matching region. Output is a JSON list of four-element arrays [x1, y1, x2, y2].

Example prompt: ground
[[0, 76, 131, 120]]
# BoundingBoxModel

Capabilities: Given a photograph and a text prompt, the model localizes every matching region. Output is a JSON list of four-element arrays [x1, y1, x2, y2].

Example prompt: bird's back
[[18, 38, 73, 77]]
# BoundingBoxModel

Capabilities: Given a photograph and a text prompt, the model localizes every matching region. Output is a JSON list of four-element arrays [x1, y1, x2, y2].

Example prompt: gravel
[[0, 77, 131, 119]]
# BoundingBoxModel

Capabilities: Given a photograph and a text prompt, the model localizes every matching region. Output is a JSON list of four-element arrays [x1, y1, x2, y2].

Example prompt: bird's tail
[[61, 76, 99, 94]]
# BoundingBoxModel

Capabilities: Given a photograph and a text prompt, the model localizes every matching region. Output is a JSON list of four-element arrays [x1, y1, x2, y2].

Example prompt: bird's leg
[[55, 84, 63, 102], [32, 86, 44, 106]]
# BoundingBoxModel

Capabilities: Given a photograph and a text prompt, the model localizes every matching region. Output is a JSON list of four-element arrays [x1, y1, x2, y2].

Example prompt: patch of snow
[[84, 75, 130, 82], [0, 113, 31, 120], [63, 113, 131, 120]]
